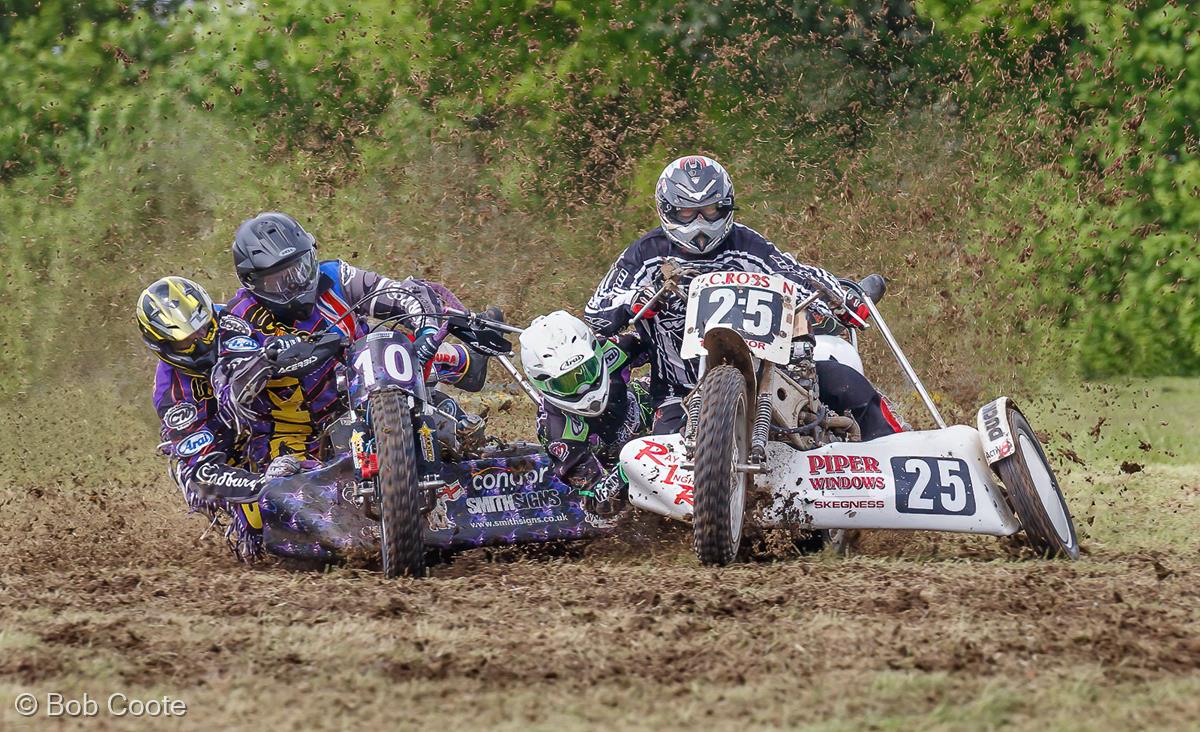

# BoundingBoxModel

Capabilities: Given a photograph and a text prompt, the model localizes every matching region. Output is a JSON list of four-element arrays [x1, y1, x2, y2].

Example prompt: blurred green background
[[0, 0, 1196, 408]]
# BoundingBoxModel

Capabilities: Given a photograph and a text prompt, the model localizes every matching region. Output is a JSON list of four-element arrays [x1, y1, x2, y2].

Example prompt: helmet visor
[[537, 351, 603, 397], [248, 250, 318, 302]]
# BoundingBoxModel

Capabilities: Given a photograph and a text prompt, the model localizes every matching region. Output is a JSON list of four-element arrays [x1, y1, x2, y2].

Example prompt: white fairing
[[621, 427, 1020, 536], [814, 334, 864, 375]]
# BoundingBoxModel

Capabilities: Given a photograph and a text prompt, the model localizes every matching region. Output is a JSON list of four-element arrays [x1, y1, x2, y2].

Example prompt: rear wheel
[[692, 365, 749, 566], [996, 408, 1079, 559], [371, 390, 426, 578]]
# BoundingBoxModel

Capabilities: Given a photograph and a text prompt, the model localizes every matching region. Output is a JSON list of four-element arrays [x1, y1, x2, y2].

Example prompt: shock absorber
[[684, 394, 702, 441], [751, 393, 772, 461], [681, 393, 703, 466]]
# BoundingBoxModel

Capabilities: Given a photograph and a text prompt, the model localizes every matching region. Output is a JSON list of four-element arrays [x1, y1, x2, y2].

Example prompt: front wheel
[[692, 365, 750, 566], [370, 390, 426, 578], [996, 408, 1079, 559]]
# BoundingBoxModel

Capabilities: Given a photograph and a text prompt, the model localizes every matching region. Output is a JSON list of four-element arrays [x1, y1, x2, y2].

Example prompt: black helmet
[[232, 212, 320, 319], [136, 276, 219, 376], [655, 155, 736, 255]]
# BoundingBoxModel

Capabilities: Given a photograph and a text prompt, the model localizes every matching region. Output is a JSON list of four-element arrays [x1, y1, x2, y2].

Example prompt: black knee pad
[[816, 360, 877, 412]]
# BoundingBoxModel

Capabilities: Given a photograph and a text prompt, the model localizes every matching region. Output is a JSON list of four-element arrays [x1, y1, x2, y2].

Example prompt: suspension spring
[[685, 394, 702, 441], [751, 394, 773, 459]]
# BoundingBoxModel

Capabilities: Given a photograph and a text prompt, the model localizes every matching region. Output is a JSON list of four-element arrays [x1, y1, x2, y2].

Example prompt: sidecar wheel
[[372, 390, 426, 578], [996, 408, 1079, 559], [692, 365, 749, 567]]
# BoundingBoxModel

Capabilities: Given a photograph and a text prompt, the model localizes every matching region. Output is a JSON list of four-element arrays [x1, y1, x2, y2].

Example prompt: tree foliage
[[0, 0, 1197, 382]]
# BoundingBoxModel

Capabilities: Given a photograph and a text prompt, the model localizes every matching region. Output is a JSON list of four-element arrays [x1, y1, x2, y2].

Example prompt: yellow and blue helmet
[[136, 276, 218, 375]]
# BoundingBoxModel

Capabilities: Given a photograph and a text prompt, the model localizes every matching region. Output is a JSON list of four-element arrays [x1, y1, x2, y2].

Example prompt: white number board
[[681, 271, 797, 365]]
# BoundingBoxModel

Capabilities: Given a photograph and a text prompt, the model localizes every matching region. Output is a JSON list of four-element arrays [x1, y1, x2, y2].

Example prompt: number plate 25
[[348, 330, 420, 405], [891, 456, 977, 516], [681, 271, 797, 365]]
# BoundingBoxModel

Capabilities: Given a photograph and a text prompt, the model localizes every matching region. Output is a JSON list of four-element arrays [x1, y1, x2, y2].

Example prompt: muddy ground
[[2, 384, 1199, 730]]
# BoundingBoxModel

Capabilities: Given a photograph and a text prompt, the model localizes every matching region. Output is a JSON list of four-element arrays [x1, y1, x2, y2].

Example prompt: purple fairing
[[258, 456, 376, 562], [255, 446, 615, 564], [423, 448, 614, 550]]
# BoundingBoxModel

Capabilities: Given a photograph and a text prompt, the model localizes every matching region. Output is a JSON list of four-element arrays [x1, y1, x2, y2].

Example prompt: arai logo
[[224, 336, 260, 352], [176, 430, 214, 457]]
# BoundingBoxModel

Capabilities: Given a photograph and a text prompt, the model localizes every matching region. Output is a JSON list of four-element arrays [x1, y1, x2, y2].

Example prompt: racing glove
[[834, 292, 871, 330], [581, 468, 628, 517], [264, 333, 343, 378], [413, 329, 440, 366], [213, 354, 272, 433], [631, 287, 664, 320]]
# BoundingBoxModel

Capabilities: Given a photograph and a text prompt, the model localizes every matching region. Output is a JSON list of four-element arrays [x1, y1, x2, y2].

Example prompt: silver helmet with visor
[[519, 310, 612, 418], [655, 155, 736, 255]]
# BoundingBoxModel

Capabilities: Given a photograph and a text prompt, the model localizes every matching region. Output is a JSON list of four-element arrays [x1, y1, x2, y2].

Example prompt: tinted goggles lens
[[539, 353, 602, 396], [669, 204, 724, 224], [250, 251, 317, 300]]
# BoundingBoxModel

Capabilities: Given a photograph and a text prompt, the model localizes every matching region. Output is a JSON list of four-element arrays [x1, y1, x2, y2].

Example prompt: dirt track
[[4, 483, 1199, 729], [2, 388, 1200, 729]]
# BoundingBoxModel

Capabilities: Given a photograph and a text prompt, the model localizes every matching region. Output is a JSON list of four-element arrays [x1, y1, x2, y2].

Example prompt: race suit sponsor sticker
[[163, 402, 199, 431], [176, 430, 214, 457], [340, 261, 357, 287], [195, 462, 260, 493], [219, 314, 252, 336], [224, 335, 260, 352]]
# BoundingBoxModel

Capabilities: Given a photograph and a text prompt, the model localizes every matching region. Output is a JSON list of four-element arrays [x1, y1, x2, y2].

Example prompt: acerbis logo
[[470, 465, 549, 491], [276, 354, 318, 374], [176, 430, 214, 457], [163, 402, 199, 431]]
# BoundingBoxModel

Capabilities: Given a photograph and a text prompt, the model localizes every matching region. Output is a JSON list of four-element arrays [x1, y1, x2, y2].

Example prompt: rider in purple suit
[[138, 276, 264, 560], [212, 212, 478, 475]]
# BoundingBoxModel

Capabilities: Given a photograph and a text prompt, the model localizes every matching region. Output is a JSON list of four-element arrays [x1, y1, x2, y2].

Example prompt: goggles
[[668, 203, 725, 225], [535, 351, 603, 397]]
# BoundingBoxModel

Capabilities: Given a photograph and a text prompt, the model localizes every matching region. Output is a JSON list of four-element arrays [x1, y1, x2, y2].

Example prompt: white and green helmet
[[519, 310, 611, 417]]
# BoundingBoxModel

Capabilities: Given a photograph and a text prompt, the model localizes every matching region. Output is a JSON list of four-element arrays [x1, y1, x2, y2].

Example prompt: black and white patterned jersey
[[584, 223, 848, 403]]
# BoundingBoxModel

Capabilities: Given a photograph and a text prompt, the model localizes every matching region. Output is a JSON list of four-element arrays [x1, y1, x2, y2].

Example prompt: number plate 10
[[681, 271, 797, 365], [348, 330, 420, 404]]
